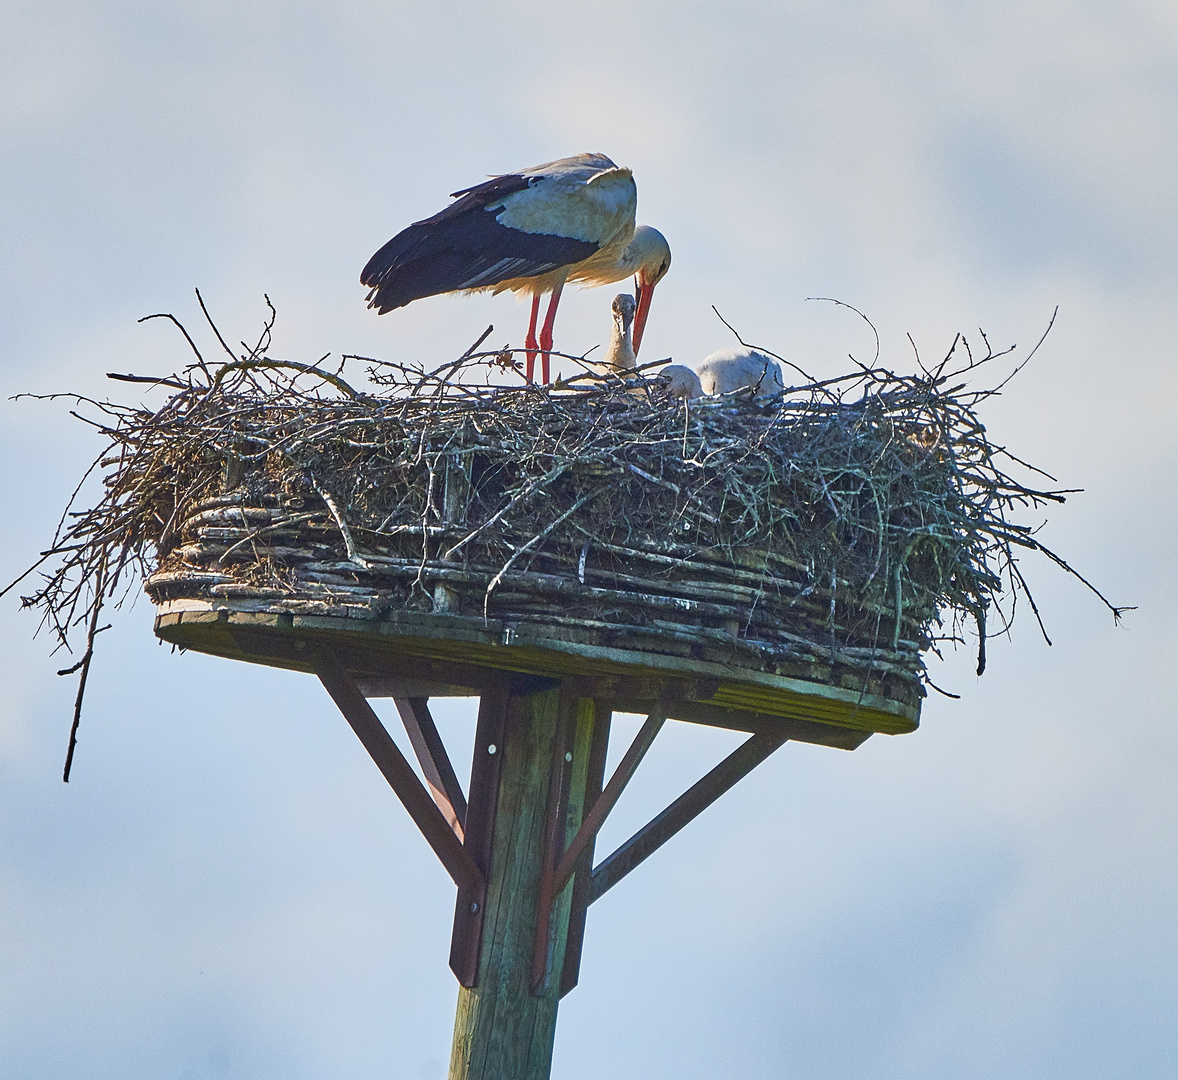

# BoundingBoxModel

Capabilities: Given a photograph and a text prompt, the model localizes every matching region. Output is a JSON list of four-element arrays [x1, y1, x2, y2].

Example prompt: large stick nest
[[8, 298, 1125, 776]]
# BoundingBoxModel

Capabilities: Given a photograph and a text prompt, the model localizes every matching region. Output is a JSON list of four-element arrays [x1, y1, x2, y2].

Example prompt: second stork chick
[[595, 293, 702, 399], [658, 365, 703, 400], [696, 346, 785, 396]]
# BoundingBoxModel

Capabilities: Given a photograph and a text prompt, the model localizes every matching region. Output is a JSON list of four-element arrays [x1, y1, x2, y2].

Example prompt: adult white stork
[[361, 153, 671, 383]]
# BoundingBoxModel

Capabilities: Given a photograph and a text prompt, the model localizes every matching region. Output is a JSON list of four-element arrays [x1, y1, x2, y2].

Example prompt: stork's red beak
[[632, 275, 656, 356]]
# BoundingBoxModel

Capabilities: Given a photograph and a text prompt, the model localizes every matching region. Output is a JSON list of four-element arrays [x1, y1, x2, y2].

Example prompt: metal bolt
[[564, 752, 573, 762], [488, 744, 497, 755], [470, 902, 479, 913]]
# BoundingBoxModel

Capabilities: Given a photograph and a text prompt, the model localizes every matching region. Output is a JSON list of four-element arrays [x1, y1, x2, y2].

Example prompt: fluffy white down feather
[[658, 365, 703, 399], [696, 347, 784, 396], [596, 293, 637, 373]]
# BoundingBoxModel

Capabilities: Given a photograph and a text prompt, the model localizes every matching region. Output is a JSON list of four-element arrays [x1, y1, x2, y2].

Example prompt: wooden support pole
[[313, 652, 790, 1078], [447, 682, 597, 1080]]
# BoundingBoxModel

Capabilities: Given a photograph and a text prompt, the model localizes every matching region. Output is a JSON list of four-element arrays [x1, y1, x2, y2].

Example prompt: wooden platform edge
[[153, 605, 919, 743]]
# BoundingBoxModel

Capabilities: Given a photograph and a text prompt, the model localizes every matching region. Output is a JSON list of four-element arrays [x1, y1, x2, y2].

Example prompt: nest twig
[[5, 294, 1128, 779]]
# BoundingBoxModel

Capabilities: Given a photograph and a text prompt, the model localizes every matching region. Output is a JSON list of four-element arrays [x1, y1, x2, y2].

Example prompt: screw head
[[487, 744, 497, 755], [470, 902, 479, 913], [564, 751, 573, 762]]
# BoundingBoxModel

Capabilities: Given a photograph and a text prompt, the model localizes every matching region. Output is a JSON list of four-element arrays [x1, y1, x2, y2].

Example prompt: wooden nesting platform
[[39, 327, 1043, 1080], [152, 587, 921, 1080], [153, 599, 920, 746]]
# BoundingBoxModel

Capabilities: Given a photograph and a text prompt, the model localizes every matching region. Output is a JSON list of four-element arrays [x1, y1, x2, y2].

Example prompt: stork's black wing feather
[[447, 173, 534, 201], [361, 173, 598, 313]]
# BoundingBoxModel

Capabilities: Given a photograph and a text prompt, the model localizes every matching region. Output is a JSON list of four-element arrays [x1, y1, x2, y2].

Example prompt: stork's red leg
[[525, 293, 542, 383], [538, 280, 565, 385]]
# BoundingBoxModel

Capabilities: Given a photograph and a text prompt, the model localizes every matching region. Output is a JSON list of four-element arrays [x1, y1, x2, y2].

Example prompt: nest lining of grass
[[8, 299, 1125, 777]]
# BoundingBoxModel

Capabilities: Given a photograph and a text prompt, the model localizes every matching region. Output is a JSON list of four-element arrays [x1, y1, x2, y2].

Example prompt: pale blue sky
[[2, 3, 1176, 1078]]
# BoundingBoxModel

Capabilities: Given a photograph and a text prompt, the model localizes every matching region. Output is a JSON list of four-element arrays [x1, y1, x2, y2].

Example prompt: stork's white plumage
[[696, 347, 785, 396], [658, 364, 703, 400], [597, 293, 637, 375], [569, 225, 670, 358], [361, 154, 671, 383]]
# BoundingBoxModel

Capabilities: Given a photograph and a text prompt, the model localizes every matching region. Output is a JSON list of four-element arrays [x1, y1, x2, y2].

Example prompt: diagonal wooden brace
[[393, 694, 468, 839], [550, 708, 665, 897], [588, 728, 788, 904], [312, 647, 482, 895]]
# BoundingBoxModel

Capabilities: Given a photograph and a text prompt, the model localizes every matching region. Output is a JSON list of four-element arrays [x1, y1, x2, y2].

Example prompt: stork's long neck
[[603, 309, 636, 372]]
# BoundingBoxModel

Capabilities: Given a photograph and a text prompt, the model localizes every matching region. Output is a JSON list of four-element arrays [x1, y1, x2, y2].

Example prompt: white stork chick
[[597, 292, 637, 375], [361, 154, 671, 384], [592, 297, 700, 400], [696, 347, 785, 397], [657, 365, 703, 400]]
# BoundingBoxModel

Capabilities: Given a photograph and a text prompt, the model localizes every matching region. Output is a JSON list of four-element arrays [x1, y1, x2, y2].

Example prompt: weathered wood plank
[[154, 606, 922, 737], [617, 697, 873, 751]]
